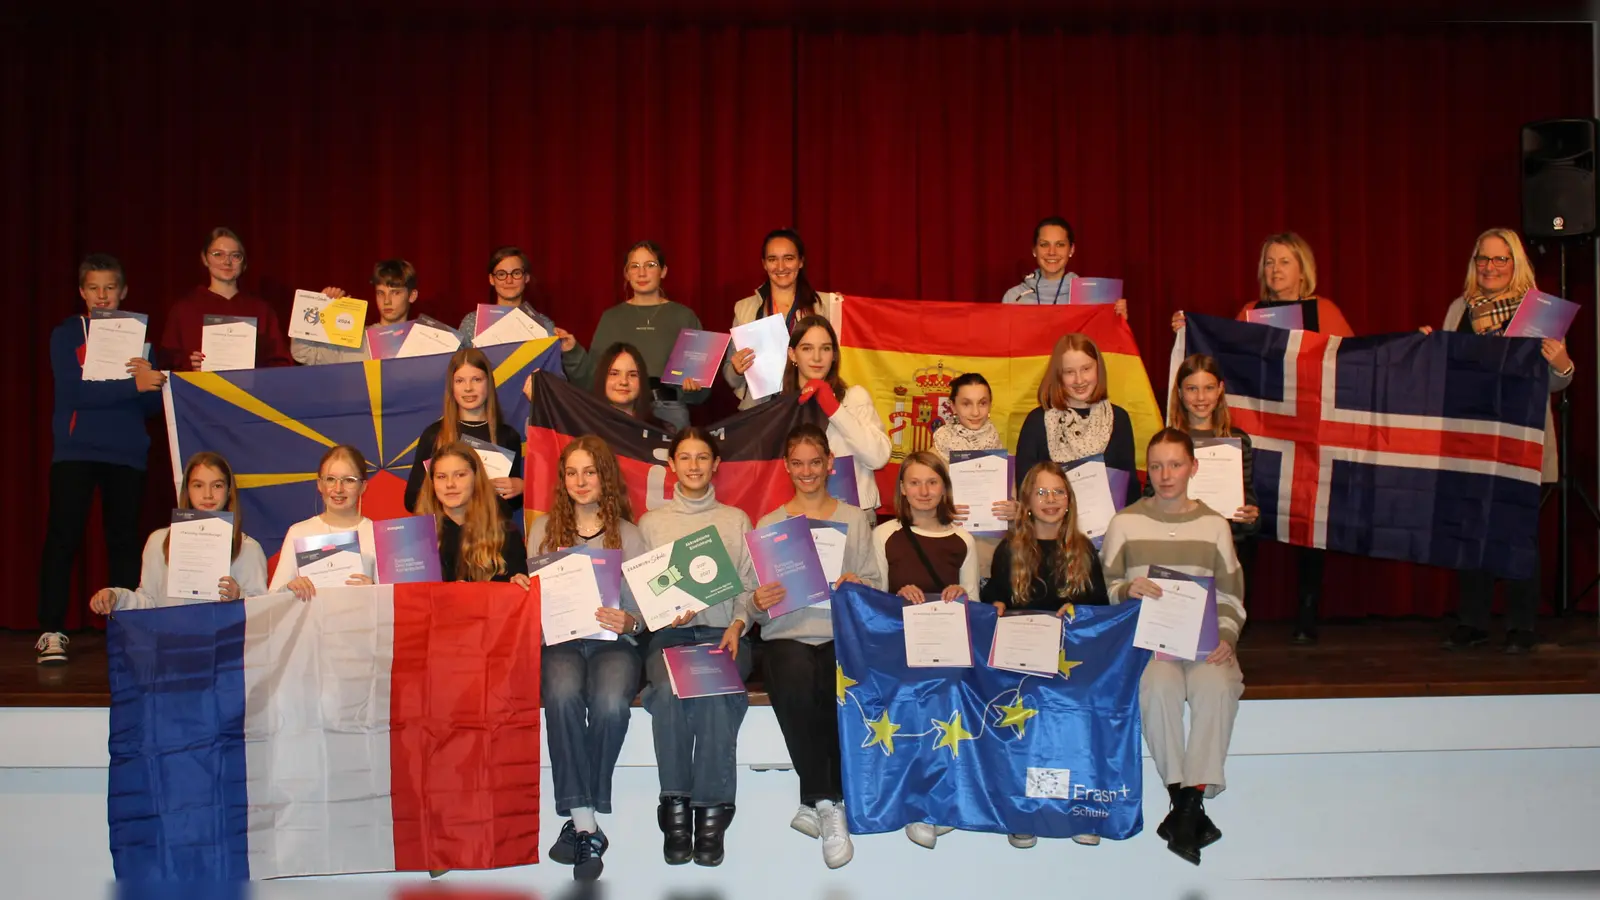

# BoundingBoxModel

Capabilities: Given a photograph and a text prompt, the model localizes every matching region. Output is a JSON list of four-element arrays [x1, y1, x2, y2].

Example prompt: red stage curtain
[[2, 12, 1593, 629]]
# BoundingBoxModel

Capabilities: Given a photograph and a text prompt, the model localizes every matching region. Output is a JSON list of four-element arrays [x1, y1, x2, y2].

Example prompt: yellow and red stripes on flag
[[835, 296, 1164, 476]]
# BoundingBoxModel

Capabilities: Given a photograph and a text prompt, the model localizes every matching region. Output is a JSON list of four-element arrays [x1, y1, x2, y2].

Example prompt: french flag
[[107, 584, 542, 880]]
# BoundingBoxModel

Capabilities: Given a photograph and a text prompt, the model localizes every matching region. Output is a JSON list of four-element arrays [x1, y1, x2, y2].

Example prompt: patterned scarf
[[1463, 292, 1523, 336], [1044, 401, 1113, 463], [932, 420, 1002, 460]]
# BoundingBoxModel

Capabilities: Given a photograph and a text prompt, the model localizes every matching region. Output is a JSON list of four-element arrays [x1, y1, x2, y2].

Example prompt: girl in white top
[[270, 444, 378, 599], [89, 452, 268, 614], [784, 315, 892, 511]]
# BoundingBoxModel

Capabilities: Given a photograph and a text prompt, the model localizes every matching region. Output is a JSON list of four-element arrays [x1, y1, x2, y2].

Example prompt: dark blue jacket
[[50, 314, 161, 469]]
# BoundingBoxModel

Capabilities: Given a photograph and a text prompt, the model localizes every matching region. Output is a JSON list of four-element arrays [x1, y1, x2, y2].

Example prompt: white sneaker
[[35, 632, 68, 666], [816, 800, 853, 868], [790, 804, 820, 839], [1072, 834, 1101, 846], [1007, 833, 1037, 849], [904, 823, 955, 849]]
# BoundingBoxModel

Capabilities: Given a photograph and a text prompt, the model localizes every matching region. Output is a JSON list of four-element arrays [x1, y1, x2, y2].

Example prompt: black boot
[[693, 803, 736, 867], [1156, 783, 1181, 841], [1164, 787, 1204, 865], [1291, 591, 1319, 645], [658, 795, 692, 865]]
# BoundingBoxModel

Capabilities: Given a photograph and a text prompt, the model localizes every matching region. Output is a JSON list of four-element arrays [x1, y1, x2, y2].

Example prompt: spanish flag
[[835, 296, 1163, 505]]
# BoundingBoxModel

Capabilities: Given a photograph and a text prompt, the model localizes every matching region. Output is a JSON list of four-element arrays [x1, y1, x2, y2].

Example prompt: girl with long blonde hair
[[417, 441, 529, 585]]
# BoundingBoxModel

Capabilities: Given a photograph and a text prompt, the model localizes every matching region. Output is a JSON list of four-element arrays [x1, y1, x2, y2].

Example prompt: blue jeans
[[543, 637, 643, 815], [641, 625, 751, 807]]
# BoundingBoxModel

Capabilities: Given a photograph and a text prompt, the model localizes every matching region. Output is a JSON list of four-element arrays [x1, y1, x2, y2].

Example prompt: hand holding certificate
[[622, 525, 745, 630], [472, 304, 548, 347], [1131, 569, 1213, 660], [903, 601, 973, 667], [949, 450, 1011, 536], [1189, 438, 1245, 519], [746, 516, 831, 618], [293, 531, 365, 588], [165, 510, 234, 601], [530, 551, 606, 645], [82, 310, 148, 381], [988, 613, 1063, 674], [730, 313, 788, 401], [201, 315, 257, 371], [288, 290, 368, 348]]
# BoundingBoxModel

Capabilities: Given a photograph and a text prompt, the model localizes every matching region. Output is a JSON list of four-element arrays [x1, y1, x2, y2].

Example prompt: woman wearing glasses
[[269, 445, 377, 598], [1422, 228, 1574, 654], [588, 241, 710, 430], [725, 229, 837, 410], [159, 226, 293, 370], [458, 246, 592, 382], [1170, 232, 1352, 645]]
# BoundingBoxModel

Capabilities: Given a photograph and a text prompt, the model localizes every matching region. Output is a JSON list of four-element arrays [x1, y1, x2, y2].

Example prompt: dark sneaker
[[35, 632, 68, 666], [573, 829, 607, 881], [548, 819, 580, 865], [1503, 629, 1538, 655], [1442, 625, 1489, 651]]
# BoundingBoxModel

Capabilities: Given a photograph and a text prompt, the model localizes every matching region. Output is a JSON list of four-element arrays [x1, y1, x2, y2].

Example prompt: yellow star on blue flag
[[836, 663, 858, 704], [1058, 651, 1084, 679], [993, 696, 1038, 737], [863, 710, 901, 755], [931, 711, 975, 757]]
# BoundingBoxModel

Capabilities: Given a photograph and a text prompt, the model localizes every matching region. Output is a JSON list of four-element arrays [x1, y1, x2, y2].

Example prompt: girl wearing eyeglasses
[[1169, 233, 1348, 645], [158, 226, 292, 371], [587, 242, 710, 430], [981, 460, 1108, 850], [725, 229, 840, 410], [458, 246, 592, 382], [269, 444, 377, 600], [403, 348, 524, 521], [1422, 227, 1574, 654]]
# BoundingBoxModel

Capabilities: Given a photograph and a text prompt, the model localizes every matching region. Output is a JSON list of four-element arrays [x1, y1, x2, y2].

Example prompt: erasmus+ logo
[[1026, 767, 1133, 806]]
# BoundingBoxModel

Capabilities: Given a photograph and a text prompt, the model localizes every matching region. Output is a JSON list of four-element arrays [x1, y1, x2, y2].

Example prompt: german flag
[[525, 372, 825, 525], [834, 296, 1163, 506]]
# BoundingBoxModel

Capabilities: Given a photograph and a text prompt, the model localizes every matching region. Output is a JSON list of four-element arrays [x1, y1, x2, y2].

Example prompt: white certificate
[[297, 548, 364, 589], [949, 450, 1011, 535], [201, 317, 257, 371], [1190, 439, 1245, 519], [396, 320, 462, 358], [165, 513, 233, 601], [903, 601, 974, 668], [1132, 577, 1209, 660], [730, 313, 788, 401], [472, 306, 549, 347], [989, 613, 1064, 675], [461, 437, 514, 480], [809, 521, 849, 610], [1065, 460, 1118, 542], [82, 312, 148, 381], [621, 541, 710, 631], [533, 553, 604, 646]]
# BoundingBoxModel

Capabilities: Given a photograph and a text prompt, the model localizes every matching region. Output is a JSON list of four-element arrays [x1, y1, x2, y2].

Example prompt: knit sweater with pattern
[[1100, 497, 1246, 645]]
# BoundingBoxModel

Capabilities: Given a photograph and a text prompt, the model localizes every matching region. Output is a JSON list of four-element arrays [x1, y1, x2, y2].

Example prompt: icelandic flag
[[1178, 314, 1550, 580], [106, 584, 542, 880], [833, 583, 1149, 839]]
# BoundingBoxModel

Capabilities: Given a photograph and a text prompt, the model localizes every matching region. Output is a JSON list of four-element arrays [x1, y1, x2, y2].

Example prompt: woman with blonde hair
[[1423, 227, 1574, 654], [529, 435, 650, 881], [417, 441, 529, 585], [1013, 333, 1140, 506]]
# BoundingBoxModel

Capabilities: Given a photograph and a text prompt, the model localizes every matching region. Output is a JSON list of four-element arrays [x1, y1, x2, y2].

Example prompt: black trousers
[[762, 638, 842, 805], [38, 461, 146, 631], [1457, 546, 1542, 632]]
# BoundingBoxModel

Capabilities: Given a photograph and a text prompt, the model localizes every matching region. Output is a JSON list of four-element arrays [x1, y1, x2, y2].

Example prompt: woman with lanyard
[[1171, 232, 1353, 644], [1013, 333, 1142, 508], [588, 241, 709, 430], [1000, 216, 1127, 318], [724, 228, 836, 410], [1421, 227, 1573, 654]]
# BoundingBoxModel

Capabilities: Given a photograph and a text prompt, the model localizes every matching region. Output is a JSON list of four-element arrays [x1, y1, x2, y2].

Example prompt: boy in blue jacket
[[37, 254, 166, 664]]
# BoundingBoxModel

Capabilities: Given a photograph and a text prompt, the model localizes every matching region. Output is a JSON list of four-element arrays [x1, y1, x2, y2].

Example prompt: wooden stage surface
[[3, 617, 1597, 708]]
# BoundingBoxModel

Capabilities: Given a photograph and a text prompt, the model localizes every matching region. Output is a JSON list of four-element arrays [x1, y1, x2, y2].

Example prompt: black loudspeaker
[[1522, 118, 1598, 239]]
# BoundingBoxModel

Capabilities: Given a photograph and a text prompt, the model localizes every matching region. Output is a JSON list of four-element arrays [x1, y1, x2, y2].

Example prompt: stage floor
[[4, 616, 1596, 706]]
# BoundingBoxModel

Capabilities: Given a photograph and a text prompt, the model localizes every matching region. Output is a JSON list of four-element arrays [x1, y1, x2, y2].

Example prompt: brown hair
[[669, 425, 722, 461], [436, 348, 503, 451], [164, 452, 244, 561], [1006, 461, 1095, 605], [78, 253, 124, 288], [1257, 232, 1317, 301], [417, 442, 507, 581], [782, 315, 848, 396], [1168, 354, 1234, 437], [539, 436, 635, 553], [371, 259, 418, 290], [1147, 427, 1197, 461], [894, 451, 957, 527], [1037, 333, 1109, 409], [593, 342, 664, 427], [203, 227, 246, 263], [784, 422, 832, 459]]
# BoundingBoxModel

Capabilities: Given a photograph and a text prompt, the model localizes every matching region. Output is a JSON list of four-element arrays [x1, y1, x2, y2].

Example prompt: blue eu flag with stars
[[832, 583, 1150, 839]]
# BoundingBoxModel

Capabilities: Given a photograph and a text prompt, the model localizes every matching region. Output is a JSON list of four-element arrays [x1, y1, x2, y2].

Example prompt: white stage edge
[[2, 694, 1596, 898]]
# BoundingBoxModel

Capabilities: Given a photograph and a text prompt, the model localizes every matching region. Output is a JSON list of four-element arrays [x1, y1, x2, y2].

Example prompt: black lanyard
[[1031, 270, 1067, 304]]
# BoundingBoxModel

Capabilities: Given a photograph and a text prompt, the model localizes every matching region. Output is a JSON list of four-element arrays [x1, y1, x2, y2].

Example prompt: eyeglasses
[[626, 261, 661, 273], [1474, 255, 1513, 268], [207, 250, 244, 262], [491, 268, 528, 282], [320, 476, 362, 489], [1035, 488, 1068, 500]]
